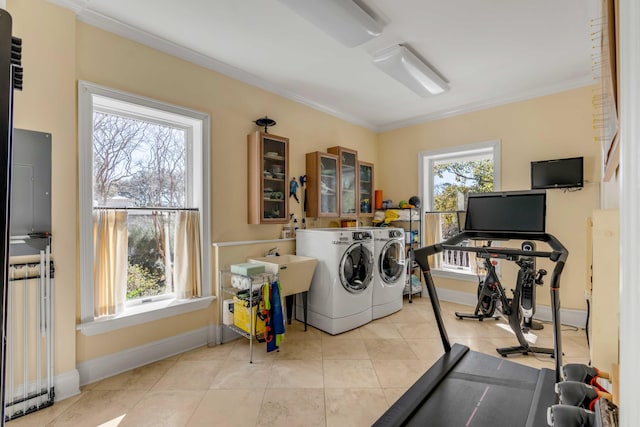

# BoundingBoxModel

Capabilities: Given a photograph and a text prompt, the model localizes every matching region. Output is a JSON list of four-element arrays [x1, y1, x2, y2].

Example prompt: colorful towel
[[267, 279, 286, 352]]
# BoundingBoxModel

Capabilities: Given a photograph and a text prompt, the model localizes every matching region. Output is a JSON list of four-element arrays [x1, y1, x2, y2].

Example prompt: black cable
[[585, 298, 591, 348]]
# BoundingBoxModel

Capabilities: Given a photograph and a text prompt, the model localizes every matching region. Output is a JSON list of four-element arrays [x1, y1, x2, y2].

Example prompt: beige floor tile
[[186, 389, 265, 427], [283, 321, 325, 341], [325, 388, 388, 427], [270, 338, 322, 360], [364, 339, 418, 360], [373, 359, 431, 388], [153, 360, 225, 390], [227, 339, 278, 362], [322, 339, 369, 360], [267, 359, 324, 389], [48, 390, 144, 426], [5, 393, 84, 427], [323, 359, 380, 388], [321, 327, 363, 340], [91, 358, 179, 391], [118, 390, 205, 427], [394, 321, 440, 340], [358, 322, 402, 339], [382, 388, 408, 407], [386, 306, 432, 324], [256, 388, 325, 427], [210, 359, 273, 389], [36, 301, 590, 427], [179, 343, 235, 361], [405, 339, 446, 364]]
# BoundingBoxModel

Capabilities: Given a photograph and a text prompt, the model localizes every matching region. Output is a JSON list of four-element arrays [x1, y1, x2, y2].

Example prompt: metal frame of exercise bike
[[455, 243, 553, 357]]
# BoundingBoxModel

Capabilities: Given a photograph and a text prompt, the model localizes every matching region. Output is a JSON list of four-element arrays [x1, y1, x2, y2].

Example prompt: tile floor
[[9, 298, 590, 427]]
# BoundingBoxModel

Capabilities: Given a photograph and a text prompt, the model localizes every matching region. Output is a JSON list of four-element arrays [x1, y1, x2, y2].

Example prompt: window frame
[[418, 140, 501, 281], [77, 81, 212, 331]]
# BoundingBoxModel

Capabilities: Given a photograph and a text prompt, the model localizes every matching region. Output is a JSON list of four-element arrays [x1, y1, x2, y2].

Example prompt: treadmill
[[374, 191, 568, 427]]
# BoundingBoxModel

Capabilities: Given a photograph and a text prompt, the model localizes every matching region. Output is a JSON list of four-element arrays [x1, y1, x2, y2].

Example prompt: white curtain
[[174, 210, 202, 299], [93, 209, 128, 317]]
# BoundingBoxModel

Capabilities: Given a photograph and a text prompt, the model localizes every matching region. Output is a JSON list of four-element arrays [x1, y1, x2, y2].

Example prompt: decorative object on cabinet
[[248, 131, 289, 224], [327, 146, 358, 218], [305, 151, 339, 217], [358, 161, 374, 217], [254, 116, 276, 133]]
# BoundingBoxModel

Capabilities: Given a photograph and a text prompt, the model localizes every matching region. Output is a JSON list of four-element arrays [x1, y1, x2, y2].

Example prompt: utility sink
[[248, 255, 317, 297]]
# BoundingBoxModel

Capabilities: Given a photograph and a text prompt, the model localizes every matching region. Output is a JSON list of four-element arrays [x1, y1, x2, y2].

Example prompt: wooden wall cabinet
[[327, 146, 358, 218], [305, 151, 339, 217], [358, 161, 374, 218], [247, 131, 289, 224]]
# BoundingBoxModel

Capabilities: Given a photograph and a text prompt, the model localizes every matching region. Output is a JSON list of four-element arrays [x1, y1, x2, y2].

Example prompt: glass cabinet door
[[248, 131, 289, 224], [305, 151, 338, 217], [358, 161, 373, 217], [328, 146, 358, 218]]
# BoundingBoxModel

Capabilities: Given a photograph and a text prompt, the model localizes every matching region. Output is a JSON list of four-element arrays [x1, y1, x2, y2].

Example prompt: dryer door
[[339, 242, 374, 293], [380, 240, 405, 284]]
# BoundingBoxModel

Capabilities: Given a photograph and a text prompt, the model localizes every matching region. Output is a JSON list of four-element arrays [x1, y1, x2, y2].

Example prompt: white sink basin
[[247, 255, 318, 297]]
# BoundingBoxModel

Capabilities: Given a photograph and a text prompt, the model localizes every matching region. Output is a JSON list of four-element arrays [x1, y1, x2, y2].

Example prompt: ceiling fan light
[[277, 0, 382, 48], [373, 45, 449, 96]]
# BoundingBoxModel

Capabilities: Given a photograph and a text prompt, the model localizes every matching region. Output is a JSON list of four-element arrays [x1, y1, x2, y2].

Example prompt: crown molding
[[376, 76, 596, 133], [49, 0, 378, 131], [48, 0, 595, 134], [48, 0, 89, 14]]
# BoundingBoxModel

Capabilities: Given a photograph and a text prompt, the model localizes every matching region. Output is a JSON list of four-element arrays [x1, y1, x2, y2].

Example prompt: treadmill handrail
[[413, 230, 568, 383], [415, 231, 568, 264]]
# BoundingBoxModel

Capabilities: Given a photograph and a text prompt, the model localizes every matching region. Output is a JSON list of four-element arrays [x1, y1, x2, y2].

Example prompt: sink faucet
[[265, 247, 280, 257]]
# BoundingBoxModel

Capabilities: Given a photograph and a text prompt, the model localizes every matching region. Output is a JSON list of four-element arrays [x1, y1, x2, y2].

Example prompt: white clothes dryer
[[369, 227, 406, 319], [295, 228, 374, 335]]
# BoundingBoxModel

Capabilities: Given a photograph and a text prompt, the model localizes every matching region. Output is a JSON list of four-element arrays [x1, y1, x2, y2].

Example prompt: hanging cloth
[[267, 279, 286, 352]]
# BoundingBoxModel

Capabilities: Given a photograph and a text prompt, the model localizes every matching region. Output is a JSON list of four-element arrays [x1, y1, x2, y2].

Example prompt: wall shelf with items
[[305, 151, 339, 217], [248, 131, 289, 224], [219, 269, 277, 363], [373, 207, 422, 301]]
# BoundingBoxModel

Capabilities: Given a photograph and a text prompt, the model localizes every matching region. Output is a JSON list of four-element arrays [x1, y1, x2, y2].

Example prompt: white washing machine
[[295, 228, 375, 335], [369, 227, 406, 319]]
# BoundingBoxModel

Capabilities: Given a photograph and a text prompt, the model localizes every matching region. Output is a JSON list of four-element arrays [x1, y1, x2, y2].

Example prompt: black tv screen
[[531, 157, 583, 189], [464, 190, 546, 233]]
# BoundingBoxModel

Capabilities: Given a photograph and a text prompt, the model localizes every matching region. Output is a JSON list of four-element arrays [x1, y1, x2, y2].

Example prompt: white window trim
[[78, 81, 212, 332], [418, 139, 501, 281]]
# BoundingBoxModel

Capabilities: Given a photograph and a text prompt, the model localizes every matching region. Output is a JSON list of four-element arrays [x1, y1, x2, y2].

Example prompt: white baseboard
[[434, 287, 588, 329], [77, 325, 218, 386], [55, 369, 81, 401]]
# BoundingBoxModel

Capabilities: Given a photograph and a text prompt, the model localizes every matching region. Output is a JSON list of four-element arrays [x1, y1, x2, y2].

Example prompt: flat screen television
[[531, 156, 583, 189], [463, 190, 546, 233]]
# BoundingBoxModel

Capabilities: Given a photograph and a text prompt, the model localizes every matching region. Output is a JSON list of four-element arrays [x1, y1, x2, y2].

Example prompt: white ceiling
[[51, 0, 599, 132]]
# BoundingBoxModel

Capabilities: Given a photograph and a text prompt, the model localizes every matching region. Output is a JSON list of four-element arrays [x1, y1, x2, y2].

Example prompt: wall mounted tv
[[531, 156, 583, 189]]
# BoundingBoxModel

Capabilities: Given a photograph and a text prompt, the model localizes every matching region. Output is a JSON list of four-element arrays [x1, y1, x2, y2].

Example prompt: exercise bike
[[455, 243, 552, 357]]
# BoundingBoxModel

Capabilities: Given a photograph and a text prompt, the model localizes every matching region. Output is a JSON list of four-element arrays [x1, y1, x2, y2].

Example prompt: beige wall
[[378, 87, 600, 310], [8, 0, 77, 377], [8, 0, 600, 381]]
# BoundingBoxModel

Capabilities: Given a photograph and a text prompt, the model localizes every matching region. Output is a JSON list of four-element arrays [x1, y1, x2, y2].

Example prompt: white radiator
[[4, 246, 54, 422]]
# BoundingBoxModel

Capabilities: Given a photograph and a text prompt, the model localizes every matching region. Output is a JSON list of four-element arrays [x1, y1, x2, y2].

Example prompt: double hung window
[[420, 140, 500, 279], [78, 82, 210, 330]]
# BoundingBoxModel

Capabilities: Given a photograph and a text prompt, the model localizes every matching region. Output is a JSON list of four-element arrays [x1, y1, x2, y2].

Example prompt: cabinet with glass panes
[[247, 131, 289, 224], [305, 151, 339, 217]]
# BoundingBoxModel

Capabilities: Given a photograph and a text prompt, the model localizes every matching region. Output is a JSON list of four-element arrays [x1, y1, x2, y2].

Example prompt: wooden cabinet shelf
[[248, 131, 289, 224]]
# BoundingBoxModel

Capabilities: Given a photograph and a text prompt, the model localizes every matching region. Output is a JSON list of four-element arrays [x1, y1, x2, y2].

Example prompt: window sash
[[419, 140, 500, 276], [78, 81, 211, 324]]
